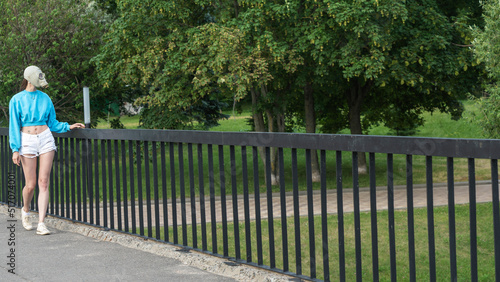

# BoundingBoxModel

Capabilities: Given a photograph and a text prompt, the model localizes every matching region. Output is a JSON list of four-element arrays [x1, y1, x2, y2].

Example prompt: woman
[[9, 66, 85, 235]]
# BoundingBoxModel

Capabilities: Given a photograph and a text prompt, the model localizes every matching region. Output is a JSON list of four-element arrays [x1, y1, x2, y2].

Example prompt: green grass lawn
[[144, 202, 495, 281], [100, 100, 484, 139], [85, 100, 491, 202], [96, 115, 142, 129]]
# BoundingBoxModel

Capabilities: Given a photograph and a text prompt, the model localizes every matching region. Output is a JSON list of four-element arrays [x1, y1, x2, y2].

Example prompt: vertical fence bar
[[208, 144, 217, 253], [2, 135, 4, 202], [2, 135, 6, 202], [253, 146, 263, 265], [11, 152, 17, 206], [1, 136, 4, 202], [8, 148, 14, 206], [56, 138, 64, 216], [230, 145, 240, 260], [369, 152, 379, 282], [54, 143, 60, 216], [101, 140, 107, 228], [82, 138, 88, 223], [320, 150, 330, 281], [352, 152, 361, 282], [152, 142, 160, 240], [64, 138, 69, 217], [93, 139, 100, 226], [491, 159, 500, 281], [60, 138, 69, 217], [129, 140, 136, 234], [121, 140, 128, 233], [87, 139, 94, 225], [137, 141, 144, 236], [188, 143, 197, 249], [9, 151, 15, 206], [8, 140, 13, 205], [426, 156, 436, 282], [6, 136, 10, 204], [70, 138, 76, 220], [266, 147, 276, 269], [407, 155, 416, 282], [306, 149, 316, 277], [292, 148, 301, 275], [107, 139, 114, 230], [76, 139, 81, 221], [468, 158, 478, 282], [387, 154, 397, 281], [11, 148, 17, 207], [161, 142, 169, 242], [115, 140, 122, 231], [169, 142, 178, 244], [4, 135, 6, 201], [144, 141, 152, 238], [3, 136, 6, 203], [447, 157, 457, 281], [219, 145, 228, 256], [279, 147, 288, 272], [198, 144, 207, 251], [178, 143, 187, 246], [337, 151, 345, 282], [6, 142, 10, 204], [1, 136, 5, 202], [241, 146, 251, 262]]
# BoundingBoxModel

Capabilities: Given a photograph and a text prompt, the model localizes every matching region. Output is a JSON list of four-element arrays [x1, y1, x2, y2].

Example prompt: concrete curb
[[0, 204, 297, 282]]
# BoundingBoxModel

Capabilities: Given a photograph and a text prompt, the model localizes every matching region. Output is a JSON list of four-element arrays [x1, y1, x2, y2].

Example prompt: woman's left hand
[[70, 123, 85, 130]]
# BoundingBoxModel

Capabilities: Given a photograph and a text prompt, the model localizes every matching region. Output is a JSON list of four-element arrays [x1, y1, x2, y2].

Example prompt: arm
[[46, 99, 70, 133], [9, 98, 21, 153]]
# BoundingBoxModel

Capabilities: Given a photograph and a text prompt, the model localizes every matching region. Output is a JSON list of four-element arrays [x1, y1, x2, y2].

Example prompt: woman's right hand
[[12, 152, 20, 166]]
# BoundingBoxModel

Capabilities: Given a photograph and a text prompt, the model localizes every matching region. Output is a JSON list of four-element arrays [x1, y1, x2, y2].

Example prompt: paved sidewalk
[[0, 212, 236, 282]]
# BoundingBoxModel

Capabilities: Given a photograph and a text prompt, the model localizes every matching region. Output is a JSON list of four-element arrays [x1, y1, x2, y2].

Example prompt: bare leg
[[20, 155, 37, 213], [38, 151, 55, 223]]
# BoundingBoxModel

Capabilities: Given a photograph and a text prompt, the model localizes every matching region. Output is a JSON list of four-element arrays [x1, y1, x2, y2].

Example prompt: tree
[[300, 0, 481, 172], [93, 0, 293, 183], [95, 0, 482, 178], [472, 0, 500, 138], [0, 0, 111, 126]]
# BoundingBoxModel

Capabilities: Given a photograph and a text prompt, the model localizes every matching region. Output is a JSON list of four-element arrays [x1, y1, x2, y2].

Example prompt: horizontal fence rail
[[1, 127, 500, 281]]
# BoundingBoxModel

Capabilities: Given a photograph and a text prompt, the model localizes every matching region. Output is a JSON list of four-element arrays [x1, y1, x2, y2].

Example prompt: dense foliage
[[94, 0, 480, 133], [472, 0, 500, 138], [0, 0, 486, 139], [0, 0, 112, 126]]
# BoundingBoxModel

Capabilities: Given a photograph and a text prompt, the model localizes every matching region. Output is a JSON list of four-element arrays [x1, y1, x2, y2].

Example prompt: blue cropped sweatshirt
[[9, 90, 70, 153]]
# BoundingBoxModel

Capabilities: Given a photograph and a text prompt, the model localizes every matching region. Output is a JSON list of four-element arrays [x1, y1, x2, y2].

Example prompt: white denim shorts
[[19, 128, 57, 158]]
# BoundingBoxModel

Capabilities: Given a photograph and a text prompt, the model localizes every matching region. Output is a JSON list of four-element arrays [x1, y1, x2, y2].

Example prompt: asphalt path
[[0, 212, 235, 282]]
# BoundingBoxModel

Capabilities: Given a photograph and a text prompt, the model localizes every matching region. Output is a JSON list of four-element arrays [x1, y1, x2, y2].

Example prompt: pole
[[83, 87, 91, 128]]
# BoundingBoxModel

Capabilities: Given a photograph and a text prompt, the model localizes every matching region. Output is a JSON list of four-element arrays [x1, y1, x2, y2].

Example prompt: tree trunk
[[251, 86, 266, 165], [262, 85, 280, 185], [304, 81, 321, 182], [347, 79, 373, 174], [251, 85, 280, 185]]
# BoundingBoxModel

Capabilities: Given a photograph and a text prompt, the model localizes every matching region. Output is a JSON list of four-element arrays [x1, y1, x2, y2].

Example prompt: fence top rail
[[1, 127, 499, 159]]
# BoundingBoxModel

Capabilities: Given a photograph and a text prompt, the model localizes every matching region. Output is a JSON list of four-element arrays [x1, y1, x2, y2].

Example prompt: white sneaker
[[36, 223, 51, 235], [21, 208, 33, 231]]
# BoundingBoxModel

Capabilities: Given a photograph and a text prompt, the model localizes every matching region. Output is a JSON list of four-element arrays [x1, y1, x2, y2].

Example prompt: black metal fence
[[1, 127, 500, 281]]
